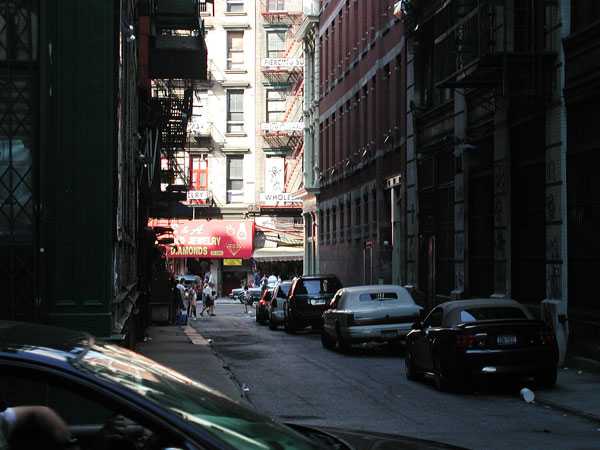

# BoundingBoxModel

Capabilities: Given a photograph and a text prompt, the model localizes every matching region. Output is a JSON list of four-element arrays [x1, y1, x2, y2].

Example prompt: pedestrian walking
[[189, 284, 198, 320], [200, 282, 215, 317], [242, 285, 250, 314]]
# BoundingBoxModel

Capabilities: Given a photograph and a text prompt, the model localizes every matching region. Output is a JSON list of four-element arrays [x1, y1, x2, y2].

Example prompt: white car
[[321, 285, 423, 351]]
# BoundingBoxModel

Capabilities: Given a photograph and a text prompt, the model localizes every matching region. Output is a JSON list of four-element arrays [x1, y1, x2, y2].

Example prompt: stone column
[[452, 89, 467, 299], [492, 97, 511, 298], [404, 41, 417, 286], [542, 0, 569, 365]]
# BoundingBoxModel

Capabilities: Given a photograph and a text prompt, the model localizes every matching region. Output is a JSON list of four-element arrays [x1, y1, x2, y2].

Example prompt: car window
[[0, 368, 186, 449], [296, 278, 341, 295], [424, 307, 443, 328], [458, 306, 528, 323], [278, 283, 291, 298]]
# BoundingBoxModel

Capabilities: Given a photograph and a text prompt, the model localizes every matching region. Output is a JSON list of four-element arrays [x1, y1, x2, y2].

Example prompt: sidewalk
[[535, 367, 600, 423], [136, 325, 250, 406]]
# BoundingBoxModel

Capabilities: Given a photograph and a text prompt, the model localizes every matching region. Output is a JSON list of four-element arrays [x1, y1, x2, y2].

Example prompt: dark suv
[[284, 275, 342, 333]]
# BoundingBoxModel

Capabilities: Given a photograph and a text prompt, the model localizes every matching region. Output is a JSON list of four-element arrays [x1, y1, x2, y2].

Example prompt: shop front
[[148, 219, 254, 297]]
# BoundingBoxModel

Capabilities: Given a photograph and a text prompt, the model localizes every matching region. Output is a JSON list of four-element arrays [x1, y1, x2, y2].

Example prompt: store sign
[[262, 58, 304, 69], [261, 122, 304, 133], [260, 192, 303, 207], [224, 259, 242, 266], [187, 190, 210, 201], [149, 219, 254, 259]]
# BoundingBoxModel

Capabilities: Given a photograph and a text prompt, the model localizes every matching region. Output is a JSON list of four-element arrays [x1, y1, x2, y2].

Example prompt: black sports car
[[405, 299, 558, 391], [0, 321, 466, 450]]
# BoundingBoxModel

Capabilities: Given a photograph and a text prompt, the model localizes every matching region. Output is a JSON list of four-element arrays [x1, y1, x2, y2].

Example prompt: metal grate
[[0, 0, 39, 320]]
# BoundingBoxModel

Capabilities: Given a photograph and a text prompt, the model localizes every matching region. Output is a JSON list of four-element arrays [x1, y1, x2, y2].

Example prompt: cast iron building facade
[[564, 1, 600, 360], [0, 0, 207, 342], [317, 0, 405, 286], [400, 0, 568, 361]]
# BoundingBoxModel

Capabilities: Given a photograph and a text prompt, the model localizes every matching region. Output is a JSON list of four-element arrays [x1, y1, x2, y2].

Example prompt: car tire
[[268, 318, 278, 330], [335, 325, 350, 353], [433, 356, 454, 392], [284, 316, 297, 334], [321, 330, 334, 350], [536, 368, 557, 389], [405, 350, 420, 381]]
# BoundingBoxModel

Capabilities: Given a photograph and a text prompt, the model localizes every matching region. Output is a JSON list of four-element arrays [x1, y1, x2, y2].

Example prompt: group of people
[[174, 277, 216, 324]]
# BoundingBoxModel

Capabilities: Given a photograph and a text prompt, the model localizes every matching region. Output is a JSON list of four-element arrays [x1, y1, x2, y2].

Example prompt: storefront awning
[[252, 246, 303, 262]]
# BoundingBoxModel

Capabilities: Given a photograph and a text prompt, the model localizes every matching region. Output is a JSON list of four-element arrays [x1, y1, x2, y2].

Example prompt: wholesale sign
[[149, 219, 254, 259]]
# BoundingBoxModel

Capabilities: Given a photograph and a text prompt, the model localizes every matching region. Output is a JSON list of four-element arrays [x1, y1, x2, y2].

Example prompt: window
[[296, 278, 342, 295], [340, 204, 345, 240], [226, 0, 244, 12], [226, 156, 244, 203], [267, 0, 285, 11], [332, 207, 337, 243], [226, 31, 244, 70], [266, 89, 286, 122], [359, 292, 399, 302], [266, 30, 286, 58], [458, 307, 528, 324], [226, 89, 244, 132]]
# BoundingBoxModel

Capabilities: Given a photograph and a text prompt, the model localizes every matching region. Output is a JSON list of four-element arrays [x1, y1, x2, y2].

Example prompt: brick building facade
[[316, 0, 405, 286]]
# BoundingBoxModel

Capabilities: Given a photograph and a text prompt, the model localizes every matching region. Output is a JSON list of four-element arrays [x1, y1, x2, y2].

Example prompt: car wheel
[[536, 368, 557, 389], [284, 315, 296, 334], [433, 356, 454, 392], [268, 317, 278, 330], [335, 325, 350, 353], [321, 330, 335, 349], [405, 350, 420, 381]]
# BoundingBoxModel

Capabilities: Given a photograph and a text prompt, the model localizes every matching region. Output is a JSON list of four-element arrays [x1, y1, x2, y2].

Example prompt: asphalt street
[[190, 302, 600, 450]]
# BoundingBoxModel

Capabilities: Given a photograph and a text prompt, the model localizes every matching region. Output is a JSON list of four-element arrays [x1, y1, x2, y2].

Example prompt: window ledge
[[225, 132, 247, 137], [225, 69, 248, 74], [224, 12, 247, 16]]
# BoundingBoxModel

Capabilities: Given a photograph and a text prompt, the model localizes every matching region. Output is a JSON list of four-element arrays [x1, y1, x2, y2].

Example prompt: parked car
[[256, 288, 274, 324], [284, 275, 342, 333], [229, 287, 244, 302], [246, 287, 262, 305], [268, 280, 293, 330], [0, 321, 465, 450], [321, 285, 423, 352], [405, 299, 559, 391]]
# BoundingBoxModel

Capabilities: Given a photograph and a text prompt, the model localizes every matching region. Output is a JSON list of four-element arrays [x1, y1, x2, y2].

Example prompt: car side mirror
[[412, 321, 423, 330]]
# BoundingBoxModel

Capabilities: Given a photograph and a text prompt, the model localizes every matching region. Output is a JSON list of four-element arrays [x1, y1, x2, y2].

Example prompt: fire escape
[[432, 0, 556, 102], [260, 0, 305, 195], [146, 0, 209, 213]]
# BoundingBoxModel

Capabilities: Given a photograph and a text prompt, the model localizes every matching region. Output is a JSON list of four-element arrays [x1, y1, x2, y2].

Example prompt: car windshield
[[458, 307, 528, 323], [74, 344, 322, 450], [297, 278, 341, 296]]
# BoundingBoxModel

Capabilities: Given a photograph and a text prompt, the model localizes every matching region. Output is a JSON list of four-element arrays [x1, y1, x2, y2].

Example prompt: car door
[[412, 307, 443, 371], [0, 363, 198, 450]]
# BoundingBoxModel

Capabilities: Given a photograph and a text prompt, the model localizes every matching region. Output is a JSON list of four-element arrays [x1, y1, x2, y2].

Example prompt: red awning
[[149, 219, 254, 259]]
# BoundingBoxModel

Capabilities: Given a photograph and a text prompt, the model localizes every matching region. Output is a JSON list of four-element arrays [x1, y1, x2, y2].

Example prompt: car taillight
[[456, 333, 487, 350], [259, 300, 266, 306], [456, 334, 475, 349], [540, 329, 555, 345]]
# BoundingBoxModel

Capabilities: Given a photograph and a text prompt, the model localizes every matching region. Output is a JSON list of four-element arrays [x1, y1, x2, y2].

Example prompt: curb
[[535, 397, 600, 425], [183, 324, 254, 407]]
